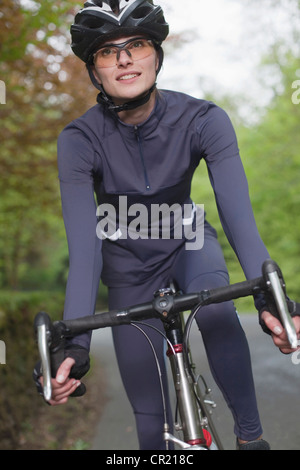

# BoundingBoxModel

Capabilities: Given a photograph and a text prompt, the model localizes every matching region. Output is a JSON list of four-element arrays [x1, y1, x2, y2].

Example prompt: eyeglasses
[[93, 37, 155, 68]]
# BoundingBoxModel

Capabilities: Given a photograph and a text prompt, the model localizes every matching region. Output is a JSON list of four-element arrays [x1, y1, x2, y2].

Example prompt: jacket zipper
[[134, 126, 150, 191]]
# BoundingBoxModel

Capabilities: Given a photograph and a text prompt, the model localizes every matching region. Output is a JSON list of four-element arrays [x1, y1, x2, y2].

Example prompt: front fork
[[164, 318, 208, 449]]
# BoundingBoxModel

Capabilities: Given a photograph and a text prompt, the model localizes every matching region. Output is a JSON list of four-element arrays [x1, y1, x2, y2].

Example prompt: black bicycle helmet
[[71, 0, 169, 113], [71, 0, 169, 64]]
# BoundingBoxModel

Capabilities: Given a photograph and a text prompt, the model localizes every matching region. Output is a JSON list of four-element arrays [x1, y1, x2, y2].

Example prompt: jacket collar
[[115, 90, 167, 138]]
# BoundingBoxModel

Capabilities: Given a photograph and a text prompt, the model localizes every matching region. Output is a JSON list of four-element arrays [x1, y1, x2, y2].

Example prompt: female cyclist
[[36, 0, 300, 450]]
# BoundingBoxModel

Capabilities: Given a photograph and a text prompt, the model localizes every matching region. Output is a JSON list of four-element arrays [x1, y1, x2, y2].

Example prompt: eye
[[100, 46, 116, 57], [128, 40, 145, 50]]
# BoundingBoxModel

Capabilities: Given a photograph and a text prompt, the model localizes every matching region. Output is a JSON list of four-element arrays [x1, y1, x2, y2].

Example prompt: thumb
[[56, 357, 76, 384], [261, 311, 283, 336]]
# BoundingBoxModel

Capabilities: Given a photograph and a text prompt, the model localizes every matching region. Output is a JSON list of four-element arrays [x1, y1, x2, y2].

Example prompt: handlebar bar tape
[[62, 303, 156, 336], [203, 277, 265, 305]]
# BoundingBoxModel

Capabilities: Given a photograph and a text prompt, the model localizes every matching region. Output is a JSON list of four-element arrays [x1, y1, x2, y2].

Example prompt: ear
[[91, 66, 102, 85], [155, 47, 164, 75], [155, 51, 160, 72], [87, 64, 103, 91]]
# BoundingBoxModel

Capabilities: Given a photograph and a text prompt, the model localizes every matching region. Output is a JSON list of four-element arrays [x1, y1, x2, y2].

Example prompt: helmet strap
[[96, 83, 156, 113], [86, 55, 159, 113]]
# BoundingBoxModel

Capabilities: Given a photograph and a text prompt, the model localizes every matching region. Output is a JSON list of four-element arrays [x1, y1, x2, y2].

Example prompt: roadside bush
[[0, 290, 64, 449]]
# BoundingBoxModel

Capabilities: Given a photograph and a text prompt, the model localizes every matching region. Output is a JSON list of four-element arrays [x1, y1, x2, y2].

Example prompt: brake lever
[[263, 260, 298, 349], [34, 312, 87, 400], [34, 312, 53, 401]]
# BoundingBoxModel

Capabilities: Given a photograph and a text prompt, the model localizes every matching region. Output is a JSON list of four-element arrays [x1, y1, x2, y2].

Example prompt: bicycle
[[34, 259, 298, 451]]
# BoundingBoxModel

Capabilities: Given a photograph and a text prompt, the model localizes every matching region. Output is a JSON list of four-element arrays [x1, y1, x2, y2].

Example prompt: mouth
[[117, 72, 141, 82]]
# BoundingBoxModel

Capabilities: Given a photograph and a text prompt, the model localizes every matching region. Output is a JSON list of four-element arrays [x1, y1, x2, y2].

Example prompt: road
[[90, 314, 300, 451]]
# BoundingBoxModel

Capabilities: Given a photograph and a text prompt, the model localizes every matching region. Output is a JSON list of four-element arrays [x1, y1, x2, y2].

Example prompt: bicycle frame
[[34, 259, 298, 450], [149, 288, 221, 450], [134, 290, 202, 449]]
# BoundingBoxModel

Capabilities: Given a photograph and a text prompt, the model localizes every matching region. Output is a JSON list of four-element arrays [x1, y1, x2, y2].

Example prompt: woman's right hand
[[39, 357, 82, 406]]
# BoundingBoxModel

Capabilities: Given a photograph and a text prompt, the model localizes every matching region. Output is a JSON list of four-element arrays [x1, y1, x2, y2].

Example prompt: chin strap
[[87, 62, 156, 113], [96, 83, 157, 113], [86, 43, 163, 113]]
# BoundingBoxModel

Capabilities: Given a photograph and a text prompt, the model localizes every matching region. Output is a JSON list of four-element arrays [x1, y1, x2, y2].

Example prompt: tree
[[0, 0, 97, 288], [191, 0, 300, 298], [236, 49, 300, 297]]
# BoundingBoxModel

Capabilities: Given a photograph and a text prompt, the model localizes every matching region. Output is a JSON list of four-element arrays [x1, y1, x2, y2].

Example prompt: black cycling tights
[[108, 235, 263, 450]]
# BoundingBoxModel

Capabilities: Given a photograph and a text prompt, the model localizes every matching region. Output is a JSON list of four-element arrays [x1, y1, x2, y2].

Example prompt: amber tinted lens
[[94, 39, 154, 67]]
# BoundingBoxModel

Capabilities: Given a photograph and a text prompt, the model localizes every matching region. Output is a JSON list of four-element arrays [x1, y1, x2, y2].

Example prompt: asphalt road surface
[[90, 313, 299, 451]]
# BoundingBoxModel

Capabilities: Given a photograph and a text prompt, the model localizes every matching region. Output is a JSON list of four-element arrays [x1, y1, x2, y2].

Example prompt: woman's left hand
[[261, 311, 300, 354]]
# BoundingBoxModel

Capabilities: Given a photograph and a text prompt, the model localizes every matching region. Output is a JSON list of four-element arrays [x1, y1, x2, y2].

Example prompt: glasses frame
[[93, 37, 155, 68]]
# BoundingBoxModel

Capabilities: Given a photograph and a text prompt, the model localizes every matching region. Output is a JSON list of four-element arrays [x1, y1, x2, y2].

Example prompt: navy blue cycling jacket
[[57, 90, 269, 348]]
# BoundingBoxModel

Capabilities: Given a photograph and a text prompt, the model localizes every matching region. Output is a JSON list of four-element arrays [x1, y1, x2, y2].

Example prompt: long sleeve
[[200, 106, 269, 281], [57, 127, 103, 350]]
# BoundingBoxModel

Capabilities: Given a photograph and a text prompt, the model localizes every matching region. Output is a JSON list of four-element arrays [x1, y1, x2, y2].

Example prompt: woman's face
[[92, 36, 159, 105]]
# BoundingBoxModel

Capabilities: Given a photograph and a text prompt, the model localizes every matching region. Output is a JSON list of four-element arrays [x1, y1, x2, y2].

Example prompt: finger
[[50, 379, 82, 405], [261, 311, 284, 336], [52, 376, 79, 395], [48, 398, 68, 406], [260, 311, 296, 352], [39, 358, 80, 405], [279, 347, 294, 355], [271, 334, 289, 349], [293, 316, 300, 335], [56, 357, 76, 384], [52, 380, 81, 401]]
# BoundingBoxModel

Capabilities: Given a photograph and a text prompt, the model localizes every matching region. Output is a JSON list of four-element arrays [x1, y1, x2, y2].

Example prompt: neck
[[118, 89, 157, 125]]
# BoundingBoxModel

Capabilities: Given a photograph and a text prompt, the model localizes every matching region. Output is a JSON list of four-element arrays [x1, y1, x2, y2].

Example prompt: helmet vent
[[131, 6, 152, 19], [84, 1, 103, 6], [109, 0, 120, 14], [81, 16, 106, 28]]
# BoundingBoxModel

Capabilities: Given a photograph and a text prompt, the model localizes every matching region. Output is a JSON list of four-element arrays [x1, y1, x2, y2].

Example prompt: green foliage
[[239, 55, 300, 299], [1, 0, 299, 298], [0, 0, 299, 450], [0, 290, 64, 449], [191, 51, 300, 306], [0, 290, 106, 450], [0, 0, 96, 290]]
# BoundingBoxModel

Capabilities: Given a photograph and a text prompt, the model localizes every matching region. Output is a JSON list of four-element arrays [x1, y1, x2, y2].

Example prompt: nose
[[116, 48, 133, 66]]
